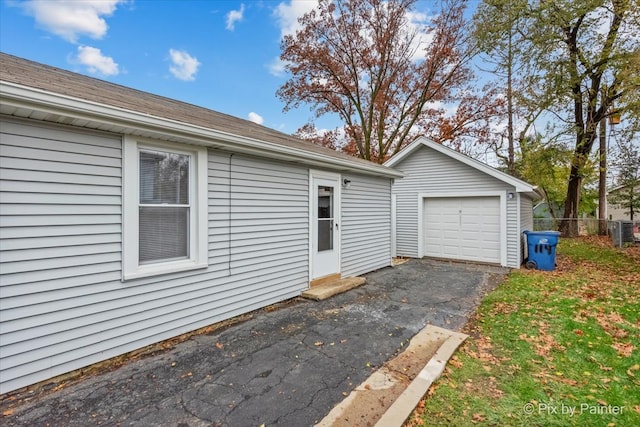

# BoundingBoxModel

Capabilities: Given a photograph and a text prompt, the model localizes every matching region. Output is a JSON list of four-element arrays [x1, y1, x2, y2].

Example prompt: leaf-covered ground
[[409, 237, 640, 427]]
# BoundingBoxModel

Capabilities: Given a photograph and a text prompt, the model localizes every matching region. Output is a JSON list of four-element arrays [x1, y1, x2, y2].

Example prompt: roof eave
[[0, 81, 403, 179]]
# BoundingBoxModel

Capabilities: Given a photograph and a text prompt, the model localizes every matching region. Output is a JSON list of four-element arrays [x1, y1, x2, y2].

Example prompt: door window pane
[[318, 219, 333, 251], [318, 185, 334, 251], [318, 186, 333, 219]]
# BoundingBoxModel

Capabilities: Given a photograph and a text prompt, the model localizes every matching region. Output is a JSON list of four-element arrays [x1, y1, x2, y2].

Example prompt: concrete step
[[301, 276, 366, 301]]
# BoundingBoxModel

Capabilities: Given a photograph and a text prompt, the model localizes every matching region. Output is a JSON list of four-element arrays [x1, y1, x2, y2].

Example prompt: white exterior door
[[311, 173, 341, 279], [423, 196, 501, 264]]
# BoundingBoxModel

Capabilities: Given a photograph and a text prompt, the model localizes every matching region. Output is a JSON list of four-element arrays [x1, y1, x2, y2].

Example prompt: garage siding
[[395, 193, 419, 258], [341, 174, 392, 277], [0, 119, 310, 393], [520, 195, 534, 262], [391, 145, 512, 261], [506, 197, 519, 267]]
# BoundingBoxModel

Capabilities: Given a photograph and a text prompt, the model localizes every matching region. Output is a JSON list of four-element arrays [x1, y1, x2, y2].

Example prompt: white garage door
[[423, 196, 501, 264]]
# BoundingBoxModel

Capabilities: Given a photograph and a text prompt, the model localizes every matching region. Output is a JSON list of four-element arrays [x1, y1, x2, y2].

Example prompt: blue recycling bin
[[523, 230, 560, 271]]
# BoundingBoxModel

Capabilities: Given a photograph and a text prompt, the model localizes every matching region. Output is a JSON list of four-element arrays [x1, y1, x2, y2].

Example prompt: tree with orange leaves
[[277, 0, 482, 163]]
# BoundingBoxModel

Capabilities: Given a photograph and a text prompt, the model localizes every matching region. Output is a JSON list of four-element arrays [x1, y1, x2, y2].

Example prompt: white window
[[123, 137, 208, 280]]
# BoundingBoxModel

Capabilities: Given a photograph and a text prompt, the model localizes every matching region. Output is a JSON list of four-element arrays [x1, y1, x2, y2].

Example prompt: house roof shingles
[[0, 52, 399, 177]]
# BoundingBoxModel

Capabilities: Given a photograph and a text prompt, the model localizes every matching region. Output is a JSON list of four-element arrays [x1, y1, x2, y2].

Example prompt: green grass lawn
[[408, 237, 640, 427]]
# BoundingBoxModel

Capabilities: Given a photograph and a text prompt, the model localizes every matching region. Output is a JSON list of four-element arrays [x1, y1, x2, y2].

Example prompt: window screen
[[139, 150, 190, 263]]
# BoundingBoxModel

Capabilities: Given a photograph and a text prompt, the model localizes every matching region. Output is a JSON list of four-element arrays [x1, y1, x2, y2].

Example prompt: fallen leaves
[[574, 308, 637, 358], [472, 413, 486, 423], [461, 336, 505, 365], [490, 302, 519, 316], [592, 310, 633, 340], [518, 321, 565, 361], [448, 355, 464, 369], [463, 376, 504, 400], [612, 342, 635, 357]]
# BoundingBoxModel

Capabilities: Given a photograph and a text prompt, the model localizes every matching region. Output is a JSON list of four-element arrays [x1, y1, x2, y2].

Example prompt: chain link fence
[[532, 218, 640, 247], [533, 218, 600, 235], [608, 220, 640, 247]]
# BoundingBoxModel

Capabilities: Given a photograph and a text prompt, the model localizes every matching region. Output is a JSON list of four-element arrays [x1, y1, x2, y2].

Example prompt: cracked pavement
[[1, 259, 508, 427]]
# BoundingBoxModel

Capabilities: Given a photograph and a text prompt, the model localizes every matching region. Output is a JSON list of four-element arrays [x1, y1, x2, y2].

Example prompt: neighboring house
[[533, 201, 552, 219], [533, 201, 563, 219], [532, 201, 564, 231], [0, 53, 402, 394], [606, 184, 640, 220], [385, 138, 539, 269]]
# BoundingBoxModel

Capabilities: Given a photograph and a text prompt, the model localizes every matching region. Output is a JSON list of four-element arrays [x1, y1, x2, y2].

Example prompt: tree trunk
[[561, 164, 582, 237], [506, 27, 515, 176], [598, 99, 607, 235]]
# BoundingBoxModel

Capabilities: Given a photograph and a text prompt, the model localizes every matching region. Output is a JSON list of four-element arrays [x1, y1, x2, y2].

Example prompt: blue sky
[[1, 0, 320, 133], [0, 0, 471, 136]]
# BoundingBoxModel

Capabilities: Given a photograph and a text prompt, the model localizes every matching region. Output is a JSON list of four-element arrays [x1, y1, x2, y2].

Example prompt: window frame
[[122, 136, 208, 280]]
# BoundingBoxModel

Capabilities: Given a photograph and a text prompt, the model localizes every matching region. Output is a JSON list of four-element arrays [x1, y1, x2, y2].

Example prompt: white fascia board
[[0, 81, 403, 178]]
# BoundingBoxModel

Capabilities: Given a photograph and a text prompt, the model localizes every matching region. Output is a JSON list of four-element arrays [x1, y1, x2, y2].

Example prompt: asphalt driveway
[[1, 259, 508, 427]]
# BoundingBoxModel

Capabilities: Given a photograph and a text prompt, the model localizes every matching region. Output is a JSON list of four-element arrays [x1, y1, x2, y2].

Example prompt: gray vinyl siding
[[341, 173, 392, 277], [520, 195, 534, 262], [506, 197, 519, 268], [207, 152, 309, 280], [391, 145, 510, 259], [0, 118, 309, 393], [1, 119, 124, 392]]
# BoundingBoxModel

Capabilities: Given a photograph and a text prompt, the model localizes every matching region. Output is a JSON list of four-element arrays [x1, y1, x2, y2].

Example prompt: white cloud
[[248, 112, 264, 125], [425, 100, 457, 117], [405, 9, 434, 61], [18, 0, 124, 43], [273, 0, 318, 38], [168, 49, 201, 81], [268, 57, 288, 77], [226, 4, 245, 31], [270, 1, 318, 77], [75, 46, 119, 76]]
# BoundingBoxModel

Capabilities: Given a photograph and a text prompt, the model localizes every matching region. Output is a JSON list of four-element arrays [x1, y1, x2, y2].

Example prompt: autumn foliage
[[278, 0, 494, 163]]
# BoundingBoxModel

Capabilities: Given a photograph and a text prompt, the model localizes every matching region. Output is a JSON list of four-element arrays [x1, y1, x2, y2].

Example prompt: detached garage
[[385, 137, 539, 268]]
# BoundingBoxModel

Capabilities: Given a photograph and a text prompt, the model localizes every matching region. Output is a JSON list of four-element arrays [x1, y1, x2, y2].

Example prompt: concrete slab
[[316, 325, 467, 427], [301, 277, 366, 300], [375, 328, 468, 426]]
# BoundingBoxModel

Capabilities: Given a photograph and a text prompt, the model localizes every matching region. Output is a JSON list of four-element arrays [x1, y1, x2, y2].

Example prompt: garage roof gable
[[385, 137, 540, 197]]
